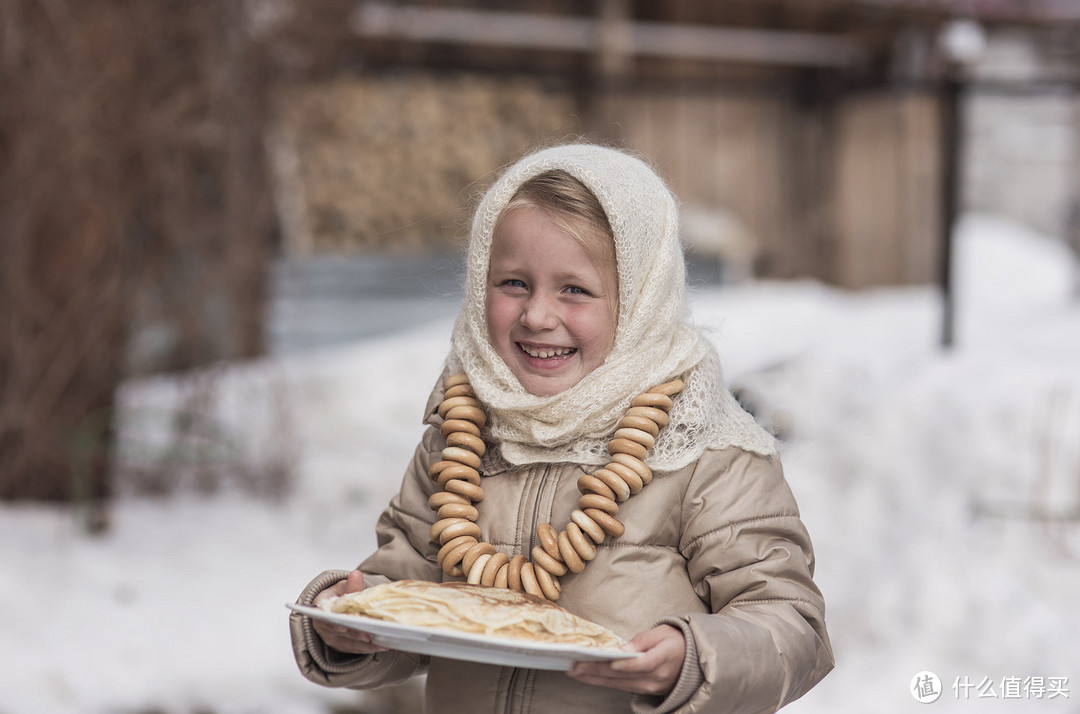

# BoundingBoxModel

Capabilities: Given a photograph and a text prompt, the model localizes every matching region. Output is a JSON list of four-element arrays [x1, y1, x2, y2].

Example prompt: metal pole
[[939, 67, 962, 349]]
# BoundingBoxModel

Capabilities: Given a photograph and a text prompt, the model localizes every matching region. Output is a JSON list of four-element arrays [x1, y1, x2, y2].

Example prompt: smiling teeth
[[521, 345, 575, 359]]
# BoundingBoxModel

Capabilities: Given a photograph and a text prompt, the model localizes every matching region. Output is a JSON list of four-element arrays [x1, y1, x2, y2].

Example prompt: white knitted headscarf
[[447, 144, 775, 470]]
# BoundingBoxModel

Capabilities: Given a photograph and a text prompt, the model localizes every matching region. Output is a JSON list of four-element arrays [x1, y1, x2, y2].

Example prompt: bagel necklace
[[428, 372, 684, 602]]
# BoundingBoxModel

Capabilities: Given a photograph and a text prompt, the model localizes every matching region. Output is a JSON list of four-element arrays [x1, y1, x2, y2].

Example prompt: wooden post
[[597, 0, 631, 80]]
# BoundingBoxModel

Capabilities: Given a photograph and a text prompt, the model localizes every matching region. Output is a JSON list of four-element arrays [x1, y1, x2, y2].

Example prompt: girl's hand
[[567, 624, 685, 696], [310, 570, 389, 655]]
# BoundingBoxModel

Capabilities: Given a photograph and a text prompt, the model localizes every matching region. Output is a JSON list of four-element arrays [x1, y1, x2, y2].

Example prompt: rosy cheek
[[576, 312, 616, 354], [485, 297, 514, 337]]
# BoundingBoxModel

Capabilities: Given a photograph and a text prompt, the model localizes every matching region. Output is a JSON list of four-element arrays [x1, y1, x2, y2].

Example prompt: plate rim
[[286, 602, 639, 663]]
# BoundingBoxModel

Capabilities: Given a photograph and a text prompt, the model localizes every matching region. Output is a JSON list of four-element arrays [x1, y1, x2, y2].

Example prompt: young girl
[[290, 144, 833, 713]]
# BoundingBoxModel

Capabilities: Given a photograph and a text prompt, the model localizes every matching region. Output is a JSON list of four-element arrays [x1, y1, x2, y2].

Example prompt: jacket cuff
[[291, 570, 428, 690], [631, 616, 703, 714], [292, 570, 374, 677]]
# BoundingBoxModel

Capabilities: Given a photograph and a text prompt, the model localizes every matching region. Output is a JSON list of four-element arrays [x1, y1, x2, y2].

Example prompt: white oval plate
[[287, 603, 639, 671]]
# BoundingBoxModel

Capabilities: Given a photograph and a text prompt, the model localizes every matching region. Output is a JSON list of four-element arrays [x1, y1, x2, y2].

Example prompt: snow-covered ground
[[3, 214, 1079, 713]]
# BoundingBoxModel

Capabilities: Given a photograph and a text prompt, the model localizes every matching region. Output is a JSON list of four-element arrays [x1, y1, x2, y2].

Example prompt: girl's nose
[[520, 293, 558, 331]]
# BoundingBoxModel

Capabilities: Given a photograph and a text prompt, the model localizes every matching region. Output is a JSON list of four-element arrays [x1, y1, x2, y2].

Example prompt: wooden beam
[[854, 0, 1080, 25], [353, 3, 595, 53], [351, 3, 867, 68]]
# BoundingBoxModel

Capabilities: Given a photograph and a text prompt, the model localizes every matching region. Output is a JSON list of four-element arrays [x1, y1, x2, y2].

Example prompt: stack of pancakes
[[323, 580, 623, 649]]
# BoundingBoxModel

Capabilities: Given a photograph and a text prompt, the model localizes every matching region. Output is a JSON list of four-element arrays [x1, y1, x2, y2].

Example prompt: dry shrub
[[0, 1, 274, 508]]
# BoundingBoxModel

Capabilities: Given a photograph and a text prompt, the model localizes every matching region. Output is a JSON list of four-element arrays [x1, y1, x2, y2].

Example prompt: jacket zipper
[[506, 668, 519, 714], [505, 667, 535, 714], [506, 464, 553, 714]]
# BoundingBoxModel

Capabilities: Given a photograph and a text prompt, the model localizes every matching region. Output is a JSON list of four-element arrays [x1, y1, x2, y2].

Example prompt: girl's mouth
[[517, 343, 577, 360]]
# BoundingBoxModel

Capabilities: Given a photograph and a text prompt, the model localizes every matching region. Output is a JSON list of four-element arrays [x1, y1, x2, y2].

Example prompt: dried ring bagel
[[467, 553, 493, 584], [430, 517, 469, 543], [437, 502, 479, 521], [609, 452, 652, 486], [532, 545, 568, 577], [566, 521, 597, 560], [443, 383, 476, 399], [570, 509, 606, 544], [593, 468, 631, 502], [577, 473, 618, 501], [649, 378, 685, 396], [507, 554, 527, 591], [446, 431, 486, 456], [444, 478, 484, 502], [584, 507, 625, 538], [438, 535, 478, 576], [617, 414, 659, 437], [438, 395, 482, 419], [519, 562, 543, 597], [462, 542, 497, 572], [578, 493, 618, 514], [442, 446, 483, 470], [441, 418, 482, 439], [607, 437, 648, 461], [428, 460, 456, 479], [557, 529, 586, 573], [604, 460, 644, 494], [439, 519, 482, 545], [613, 426, 655, 450], [536, 523, 562, 561], [435, 463, 482, 488], [630, 392, 673, 411], [444, 404, 487, 428], [443, 373, 470, 389], [428, 491, 470, 510], [533, 563, 562, 601], [482, 552, 509, 587], [624, 405, 670, 428]]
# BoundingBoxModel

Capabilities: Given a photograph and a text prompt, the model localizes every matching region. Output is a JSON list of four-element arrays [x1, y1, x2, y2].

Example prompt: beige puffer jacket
[[291, 389, 833, 714]]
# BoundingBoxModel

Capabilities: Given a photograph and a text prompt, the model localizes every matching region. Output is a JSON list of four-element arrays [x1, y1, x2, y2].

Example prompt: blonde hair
[[495, 170, 616, 275]]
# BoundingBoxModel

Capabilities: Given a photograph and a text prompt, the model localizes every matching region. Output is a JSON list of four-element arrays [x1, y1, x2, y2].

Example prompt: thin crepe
[[323, 580, 624, 649]]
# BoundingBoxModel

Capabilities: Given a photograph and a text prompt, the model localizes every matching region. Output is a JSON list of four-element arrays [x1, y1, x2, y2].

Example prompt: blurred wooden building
[[4, 0, 1078, 503], [266, 0, 1080, 288]]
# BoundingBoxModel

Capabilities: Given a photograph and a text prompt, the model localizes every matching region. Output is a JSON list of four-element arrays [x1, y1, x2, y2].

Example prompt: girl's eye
[[565, 285, 590, 296], [501, 279, 527, 289]]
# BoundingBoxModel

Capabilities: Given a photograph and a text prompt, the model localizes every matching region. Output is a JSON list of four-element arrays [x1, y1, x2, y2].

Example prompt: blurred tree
[[0, 1, 273, 512]]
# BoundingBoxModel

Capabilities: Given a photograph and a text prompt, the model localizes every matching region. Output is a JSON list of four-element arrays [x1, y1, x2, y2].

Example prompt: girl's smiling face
[[486, 206, 618, 396]]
